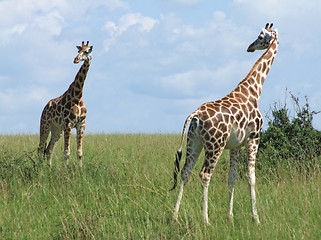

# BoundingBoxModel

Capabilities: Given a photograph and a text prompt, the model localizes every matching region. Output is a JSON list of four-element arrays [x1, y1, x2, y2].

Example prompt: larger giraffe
[[38, 41, 93, 167], [170, 23, 279, 224]]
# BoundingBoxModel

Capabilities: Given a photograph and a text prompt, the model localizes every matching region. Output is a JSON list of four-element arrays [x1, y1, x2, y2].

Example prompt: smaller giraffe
[[170, 24, 279, 224], [38, 41, 93, 167]]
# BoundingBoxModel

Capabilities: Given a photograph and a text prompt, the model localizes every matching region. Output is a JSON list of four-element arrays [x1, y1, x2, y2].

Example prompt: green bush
[[258, 93, 321, 175]]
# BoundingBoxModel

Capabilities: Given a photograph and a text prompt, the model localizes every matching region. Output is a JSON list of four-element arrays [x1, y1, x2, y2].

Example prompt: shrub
[[257, 92, 321, 175]]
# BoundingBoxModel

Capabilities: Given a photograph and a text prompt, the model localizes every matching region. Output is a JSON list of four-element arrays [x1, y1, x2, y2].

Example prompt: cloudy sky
[[1, 0, 321, 134]]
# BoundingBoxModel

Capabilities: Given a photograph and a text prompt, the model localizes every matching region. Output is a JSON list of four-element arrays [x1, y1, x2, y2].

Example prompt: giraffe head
[[74, 41, 93, 64], [247, 23, 277, 52]]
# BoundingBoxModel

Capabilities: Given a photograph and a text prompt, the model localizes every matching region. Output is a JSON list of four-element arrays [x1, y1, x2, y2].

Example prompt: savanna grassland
[[0, 134, 320, 239]]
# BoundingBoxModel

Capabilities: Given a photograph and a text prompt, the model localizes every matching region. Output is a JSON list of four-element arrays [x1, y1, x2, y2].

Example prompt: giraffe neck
[[235, 35, 279, 102], [67, 59, 91, 101]]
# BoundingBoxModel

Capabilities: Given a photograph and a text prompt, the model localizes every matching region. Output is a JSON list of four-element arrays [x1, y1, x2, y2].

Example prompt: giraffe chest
[[50, 102, 86, 127], [225, 125, 248, 149], [63, 104, 87, 125], [225, 113, 262, 149]]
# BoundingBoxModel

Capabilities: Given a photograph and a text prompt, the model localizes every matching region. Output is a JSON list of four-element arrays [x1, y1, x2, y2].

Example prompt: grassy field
[[0, 134, 320, 239]]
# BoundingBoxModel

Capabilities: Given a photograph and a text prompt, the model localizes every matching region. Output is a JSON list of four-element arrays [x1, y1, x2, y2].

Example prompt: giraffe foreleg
[[64, 125, 72, 167], [76, 122, 85, 167], [247, 138, 260, 224], [227, 149, 240, 221]]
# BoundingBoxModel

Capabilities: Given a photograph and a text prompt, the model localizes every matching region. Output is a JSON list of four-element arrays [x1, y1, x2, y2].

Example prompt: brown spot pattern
[[38, 45, 92, 165]]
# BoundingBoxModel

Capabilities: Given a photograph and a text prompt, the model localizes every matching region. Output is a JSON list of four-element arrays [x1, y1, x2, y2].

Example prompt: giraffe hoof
[[227, 214, 234, 222], [253, 217, 260, 224], [171, 213, 178, 223], [203, 220, 211, 226]]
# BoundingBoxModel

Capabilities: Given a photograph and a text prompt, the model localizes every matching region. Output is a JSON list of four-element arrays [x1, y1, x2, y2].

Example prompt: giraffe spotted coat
[[38, 41, 92, 167], [171, 23, 279, 224]]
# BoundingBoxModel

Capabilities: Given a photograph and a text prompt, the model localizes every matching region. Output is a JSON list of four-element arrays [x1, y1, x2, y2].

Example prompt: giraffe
[[38, 41, 93, 167], [170, 23, 279, 224]]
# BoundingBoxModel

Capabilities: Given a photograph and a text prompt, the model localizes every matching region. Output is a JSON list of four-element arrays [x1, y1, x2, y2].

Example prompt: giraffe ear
[[88, 46, 93, 53], [76, 46, 82, 51]]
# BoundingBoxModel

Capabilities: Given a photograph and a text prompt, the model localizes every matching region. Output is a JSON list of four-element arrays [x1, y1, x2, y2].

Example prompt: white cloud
[[103, 13, 158, 52], [0, 85, 51, 112], [233, 0, 321, 19], [33, 10, 65, 37], [0, 1, 67, 44], [231, 0, 321, 60], [174, 0, 203, 5], [104, 21, 119, 36], [100, 0, 129, 11], [159, 10, 252, 58], [0, 24, 28, 44], [0, 0, 129, 45], [1, 0, 320, 134], [119, 13, 157, 32], [133, 59, 253, 100], [7, 24, 27, 35]]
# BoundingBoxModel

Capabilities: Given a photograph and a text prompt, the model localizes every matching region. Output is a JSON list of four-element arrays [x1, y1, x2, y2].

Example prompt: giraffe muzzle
[[247, 44, 255, 52]]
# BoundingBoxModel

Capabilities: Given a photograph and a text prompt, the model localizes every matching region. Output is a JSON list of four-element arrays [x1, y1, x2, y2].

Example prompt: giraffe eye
[[258, 35, 263, 40]]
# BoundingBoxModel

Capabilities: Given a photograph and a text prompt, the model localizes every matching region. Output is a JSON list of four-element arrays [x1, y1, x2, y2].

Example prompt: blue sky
[[1, 0, 321, 134]]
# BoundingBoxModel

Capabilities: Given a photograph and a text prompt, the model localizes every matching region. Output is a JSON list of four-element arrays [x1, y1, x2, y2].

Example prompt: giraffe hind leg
[[172, 119, 203, 221], [46, 127, 62, 166], [199, 147, 225, 225], [38, 123, 50, 160]]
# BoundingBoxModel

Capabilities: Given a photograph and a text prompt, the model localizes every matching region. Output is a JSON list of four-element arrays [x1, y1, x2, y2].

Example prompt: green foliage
[[258, 93, 321, 173]]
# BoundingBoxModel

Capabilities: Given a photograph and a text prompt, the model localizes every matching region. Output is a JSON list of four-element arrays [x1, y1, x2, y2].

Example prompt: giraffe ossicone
[[38, 41, 93, 167], [170, 23, 279, 225]]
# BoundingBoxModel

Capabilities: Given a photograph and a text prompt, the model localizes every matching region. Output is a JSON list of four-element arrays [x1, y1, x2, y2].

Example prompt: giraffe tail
[[169, 111, 198, 191], [169, 150, 183, 191]]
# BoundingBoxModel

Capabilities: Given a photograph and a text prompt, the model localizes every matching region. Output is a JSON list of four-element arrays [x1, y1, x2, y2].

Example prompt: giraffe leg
[[227, 149, 240, 221], [199, 147, 224, 225], [38, 122, 50, 160], [172, 119, 203, 221], [172, 180, 185, 222], [64, 124, 72, 167], [76, 122, 85, 167], [247, 138, 260, 224], [46, 127, 62, 165], [201, 176, 210, 224], [38, 108, 50, 160]]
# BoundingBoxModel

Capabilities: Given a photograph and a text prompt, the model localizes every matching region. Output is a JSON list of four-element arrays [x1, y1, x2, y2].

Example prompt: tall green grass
[[0, 134, 320, 239]]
